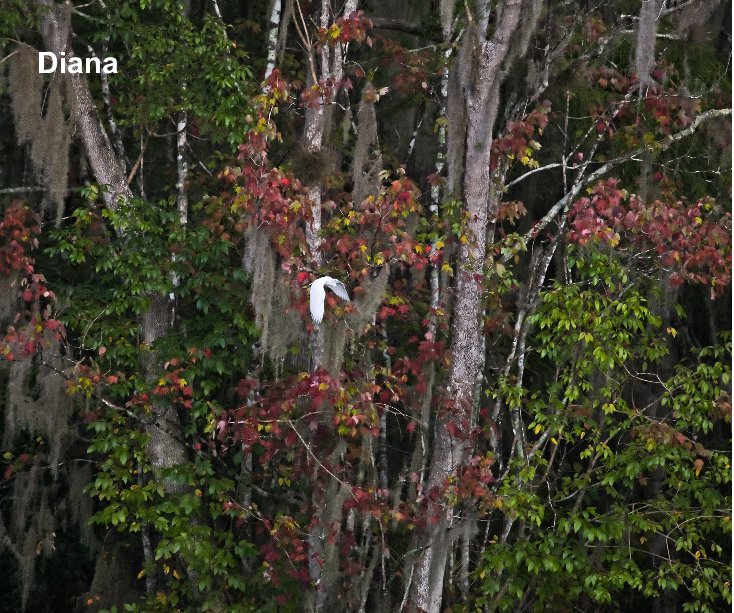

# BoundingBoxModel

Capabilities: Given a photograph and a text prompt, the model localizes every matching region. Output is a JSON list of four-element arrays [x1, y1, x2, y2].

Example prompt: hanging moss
[[243, 226, 303, 369], [321, 266, 391, 374], [7, 46, 42, 147], [6, 459, 57, 610], [267, 274, 305, 370], [3, 336, 72, 479], [0, 319, 96, 611], [243, 225, 277, 349], [352, 84, 383, 208], [321, 320, 348, 375], [0, 275, 17, 327], [352, 265, 390, 332], [64, 463, 97, 553], [36, 79, 71, 225], [8, 46, 72, 225]]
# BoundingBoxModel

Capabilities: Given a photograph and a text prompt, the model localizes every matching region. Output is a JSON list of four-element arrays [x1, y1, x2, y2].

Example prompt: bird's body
[[309, 276, 350, 324]]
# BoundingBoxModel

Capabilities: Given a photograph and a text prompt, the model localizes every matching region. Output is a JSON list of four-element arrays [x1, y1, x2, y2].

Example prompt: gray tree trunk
[[635, 0, 664, 88], [37, 0, 189, 513], [38, 1, 129, 211], [299, 2, 359, 608], [406, 2, 528, 611]]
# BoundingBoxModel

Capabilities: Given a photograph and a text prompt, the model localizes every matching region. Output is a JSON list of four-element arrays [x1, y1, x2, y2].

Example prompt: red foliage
[[1, 202, 65, 362], [230, 70, 431, 329], [490, 105, 550, 170], [455, 453, 496, 508], [218, 63, 483, 596], [568, 179, 731, 294], [377, 37, 434, 96], [317, 11, 372, 47], [0, 201, 40, 275]]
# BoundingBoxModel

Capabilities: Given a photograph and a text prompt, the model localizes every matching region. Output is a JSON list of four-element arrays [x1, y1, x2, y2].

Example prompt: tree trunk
[[264, 0, 283, 82], [37, 0, 189, 515], [297, 1, 359, 608], [635, 0, 664, 88], [406, 3, 527, 611], [38, 1, 129, 211]]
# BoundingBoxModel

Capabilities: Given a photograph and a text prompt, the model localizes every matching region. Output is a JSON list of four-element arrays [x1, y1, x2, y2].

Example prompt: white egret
[[309, 276, 350, 324]]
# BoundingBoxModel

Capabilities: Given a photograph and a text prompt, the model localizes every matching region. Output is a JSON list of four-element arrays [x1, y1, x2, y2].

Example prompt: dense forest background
[[0, 1, 731, 611]]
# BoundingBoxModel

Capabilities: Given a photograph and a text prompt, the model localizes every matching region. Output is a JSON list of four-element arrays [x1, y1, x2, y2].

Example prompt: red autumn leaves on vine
[[229, 70, 433, 325], [1, 201, 64, 362], [490, 104, 550, 170], [568, 178, 731, 294], [317, 11, 372, 47], [0, 200, 39, 275]]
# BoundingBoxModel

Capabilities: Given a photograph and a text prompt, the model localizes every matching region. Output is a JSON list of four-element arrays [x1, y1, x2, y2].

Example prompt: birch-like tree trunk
[[264, 0, 283, 82], [38, 2, 128, 211], [298, 1, 360, 608], [39, 1, 190, 597], [407, 2, 528, 611]]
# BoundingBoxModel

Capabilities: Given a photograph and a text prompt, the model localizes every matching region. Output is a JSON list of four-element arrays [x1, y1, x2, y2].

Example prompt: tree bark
[[298, 1, 360, 608], [407, 3, 527, 611], [37, 0, 188, 503], [264, 0, 283, 81], [38, 1, 130, 211], [635, 0, 664, 88]]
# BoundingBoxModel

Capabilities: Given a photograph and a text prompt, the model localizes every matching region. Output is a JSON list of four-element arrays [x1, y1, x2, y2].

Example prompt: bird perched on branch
[[309, 276, 350, 324]]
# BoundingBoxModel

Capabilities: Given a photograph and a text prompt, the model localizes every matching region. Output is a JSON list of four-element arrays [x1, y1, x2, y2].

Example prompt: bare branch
[[525, 107, 732, 245], [0, 186, 44, 194], [505, 162, 563, 188], [126, 134, 150, 186]]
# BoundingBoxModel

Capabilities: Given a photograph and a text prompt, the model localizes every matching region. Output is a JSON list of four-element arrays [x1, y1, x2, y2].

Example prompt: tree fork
[[406, 2, 530, 611]]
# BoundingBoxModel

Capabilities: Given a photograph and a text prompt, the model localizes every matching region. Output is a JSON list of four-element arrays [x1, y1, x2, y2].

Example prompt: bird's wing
[[309, 279, 327, 324], [325, 278, 351, 302]]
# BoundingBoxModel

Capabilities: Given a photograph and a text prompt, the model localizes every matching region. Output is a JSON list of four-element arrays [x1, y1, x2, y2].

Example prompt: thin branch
[[620, 29, 684, 39], [0, 49, 22, 64], [292, 0, 319, 86], [524, 107, 732, 246], [285, 419, 357, 498], [661, 0, 699, 16], [126, 134, 150, 186], [505, 162, 563, 188], [0, 186, 45, 194]]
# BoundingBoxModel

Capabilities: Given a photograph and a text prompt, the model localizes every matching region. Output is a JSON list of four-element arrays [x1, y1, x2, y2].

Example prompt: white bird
[[309, 276, 351, 324]]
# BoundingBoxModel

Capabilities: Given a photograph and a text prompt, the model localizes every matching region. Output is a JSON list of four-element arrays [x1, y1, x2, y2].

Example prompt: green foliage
[[120, 16, 253, 145], [41, 194, 264, 608], [87, 413, 259, 611], [1, 1, 730, 610], [77, 2, 256, 146], [475, 250, 731, 612], [46, 194, 254, 369], [0, 1, 41, 38]]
